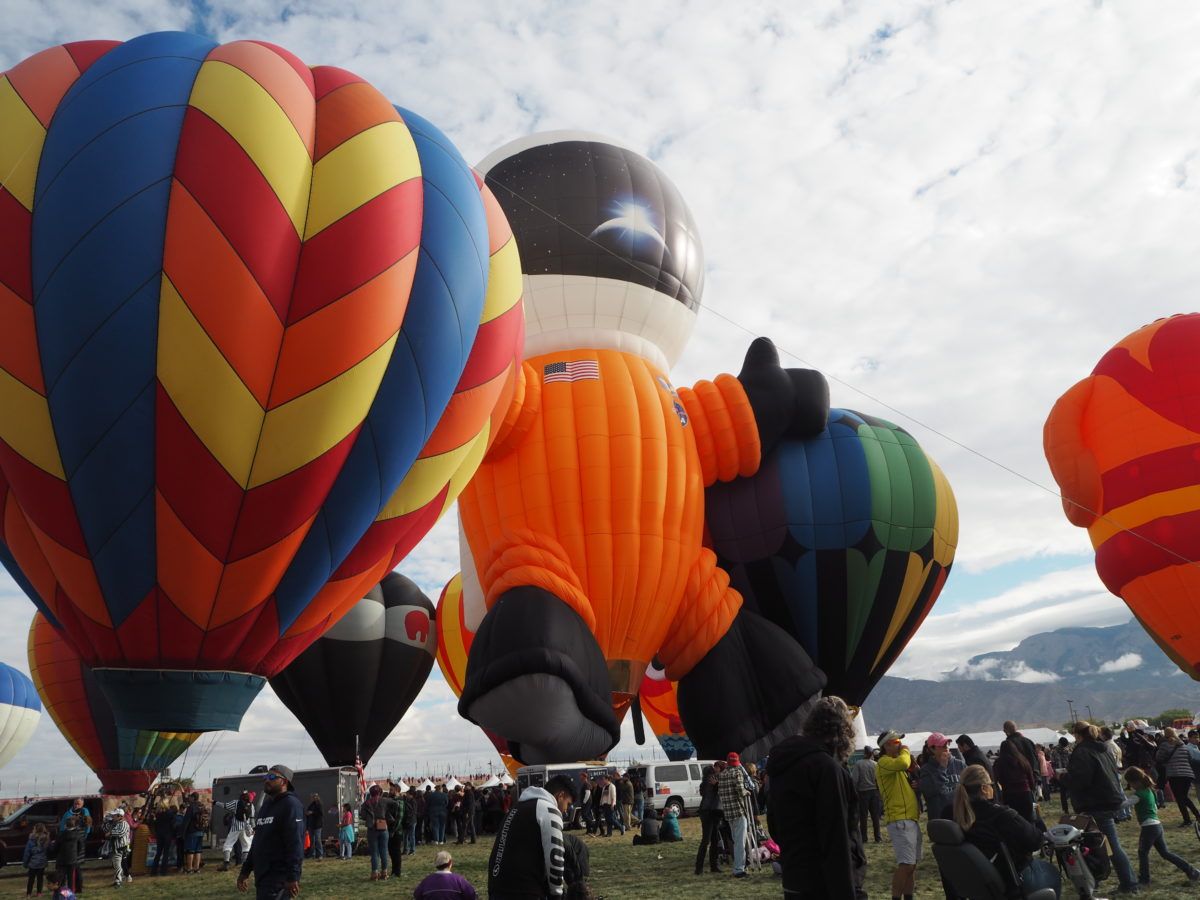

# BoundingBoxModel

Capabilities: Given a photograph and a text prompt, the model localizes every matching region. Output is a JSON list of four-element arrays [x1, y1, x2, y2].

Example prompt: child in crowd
[[1124, 766, 1200, 886], [22, 822, 49, 898], [46, 871, 75, 900]]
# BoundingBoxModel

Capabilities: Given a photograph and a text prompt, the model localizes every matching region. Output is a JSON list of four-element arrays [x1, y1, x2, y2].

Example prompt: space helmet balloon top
[[477, 131, 704, 372]]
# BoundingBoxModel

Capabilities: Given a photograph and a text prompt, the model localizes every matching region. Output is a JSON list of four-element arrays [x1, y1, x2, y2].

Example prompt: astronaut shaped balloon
[[455, 133, 830, 763]]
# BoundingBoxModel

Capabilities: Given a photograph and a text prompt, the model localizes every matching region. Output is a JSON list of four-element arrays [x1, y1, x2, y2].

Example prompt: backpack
[[195, 806, 211, 831]]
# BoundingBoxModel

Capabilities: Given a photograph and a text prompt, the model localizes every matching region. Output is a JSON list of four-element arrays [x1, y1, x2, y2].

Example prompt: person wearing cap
[[917, 732, 966, 821], [876, 730, 921, 900], [413, 850, 477, 899], [718, 751, 753, 878], [237, 764, 305, 900]]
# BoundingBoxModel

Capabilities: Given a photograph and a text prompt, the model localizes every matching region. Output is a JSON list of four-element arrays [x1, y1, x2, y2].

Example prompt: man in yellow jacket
[[876, 730, 920, 900]]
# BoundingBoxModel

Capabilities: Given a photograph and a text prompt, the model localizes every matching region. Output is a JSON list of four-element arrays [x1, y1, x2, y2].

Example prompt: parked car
[[625, 760, 719, 817], [0, 795, 106, 866]]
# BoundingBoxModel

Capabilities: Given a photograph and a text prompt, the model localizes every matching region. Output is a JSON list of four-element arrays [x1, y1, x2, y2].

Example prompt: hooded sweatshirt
[[766, 734, 866, 898]]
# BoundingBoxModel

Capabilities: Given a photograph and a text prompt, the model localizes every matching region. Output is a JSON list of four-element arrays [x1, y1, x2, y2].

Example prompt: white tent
[[902, 728, 1066, 753], [498, 772, 514, 785], [478, 775, 501, 789], [416, 779, 434, 792], [444, 776, 462, 790], [393, 780, 411, 793]]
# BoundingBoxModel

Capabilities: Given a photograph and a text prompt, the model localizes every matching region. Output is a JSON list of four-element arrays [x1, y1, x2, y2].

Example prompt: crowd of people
[[23, 713, 1200, 898]]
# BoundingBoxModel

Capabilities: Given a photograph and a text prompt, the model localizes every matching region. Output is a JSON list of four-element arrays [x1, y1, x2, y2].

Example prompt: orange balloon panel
[[1045, 313, 1200, 679]]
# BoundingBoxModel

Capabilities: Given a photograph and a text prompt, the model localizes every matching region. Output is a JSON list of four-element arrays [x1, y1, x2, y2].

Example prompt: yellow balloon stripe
[[929, 457, 959, 565], [158, 277, 265, 486], [306, 122, 420, 239], [248, 335, 397, 488], [0, 77, 44, 211], [1089, 484, 1200, 549], [480, 235, 522, 323], [0, 367, 65, 479], [871, 553, 931, 672], [188, 60, 312, 237]]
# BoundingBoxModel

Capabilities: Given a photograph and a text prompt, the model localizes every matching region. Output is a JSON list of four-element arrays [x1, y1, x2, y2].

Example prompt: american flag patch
[[543, 360, 600, 383]]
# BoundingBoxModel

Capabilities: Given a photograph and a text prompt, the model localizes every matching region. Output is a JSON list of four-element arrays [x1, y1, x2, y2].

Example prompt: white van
[[626, 760, 719, 817]]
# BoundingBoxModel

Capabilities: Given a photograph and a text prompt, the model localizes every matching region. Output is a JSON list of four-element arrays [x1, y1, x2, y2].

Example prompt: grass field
[[3, 805, 1199, 898]]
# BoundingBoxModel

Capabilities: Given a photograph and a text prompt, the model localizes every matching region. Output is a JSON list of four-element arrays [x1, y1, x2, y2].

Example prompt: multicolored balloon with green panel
[[704, 409, 958, 706]]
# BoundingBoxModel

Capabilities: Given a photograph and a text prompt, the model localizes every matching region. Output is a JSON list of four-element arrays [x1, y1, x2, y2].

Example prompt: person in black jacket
[[693, 763, 722, 874], [489, 774, 575, 899], [956, 735, 994, 779], [951, 765, 1060, 898], [1067, 722, 1137, 894], [238, 764, 305, 900], [767, 695, 867, 899]]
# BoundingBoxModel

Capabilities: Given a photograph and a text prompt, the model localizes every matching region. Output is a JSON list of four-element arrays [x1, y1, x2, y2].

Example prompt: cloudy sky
[[1, 0, 1196, 793]]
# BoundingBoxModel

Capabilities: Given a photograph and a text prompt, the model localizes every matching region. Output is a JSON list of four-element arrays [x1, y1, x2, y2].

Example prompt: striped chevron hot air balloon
[[0, 661, 40, 770], [0, 33, 523, 732], [28, 612, 198, 794]]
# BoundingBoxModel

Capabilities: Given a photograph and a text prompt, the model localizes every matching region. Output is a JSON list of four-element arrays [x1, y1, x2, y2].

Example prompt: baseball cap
[[927, 732, 952, 747], [726, 752, 740, 765], [267, 764, 295, 787], [435, 850, 453, 869], [878, 730, 905, 747]]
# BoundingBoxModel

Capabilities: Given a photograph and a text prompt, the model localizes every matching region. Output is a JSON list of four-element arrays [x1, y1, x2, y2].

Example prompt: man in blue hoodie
[[237, 764, 305, 900]]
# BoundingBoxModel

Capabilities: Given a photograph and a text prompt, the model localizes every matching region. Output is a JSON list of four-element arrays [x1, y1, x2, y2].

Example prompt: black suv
[[0, 796, 106, 866]]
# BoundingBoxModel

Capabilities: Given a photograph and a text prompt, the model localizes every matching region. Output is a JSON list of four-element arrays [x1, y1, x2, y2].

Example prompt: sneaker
[[1190, 869, 1200, 882], [734, 871, 750, 879]]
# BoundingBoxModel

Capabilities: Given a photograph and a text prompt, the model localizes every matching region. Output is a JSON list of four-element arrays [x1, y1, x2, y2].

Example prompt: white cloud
[[1096, 653, 1143, 674], [2, 0, 1200, 785]]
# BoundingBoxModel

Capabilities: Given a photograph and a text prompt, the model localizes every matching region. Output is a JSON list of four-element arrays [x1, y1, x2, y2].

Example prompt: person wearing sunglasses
[[237, 765, 305, 899]]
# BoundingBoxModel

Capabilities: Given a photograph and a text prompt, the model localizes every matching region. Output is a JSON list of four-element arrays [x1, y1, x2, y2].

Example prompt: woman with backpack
[[1155, 728, 1200, 828]]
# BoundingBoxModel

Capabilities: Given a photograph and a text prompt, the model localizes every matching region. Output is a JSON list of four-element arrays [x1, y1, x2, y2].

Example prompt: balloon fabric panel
[[0, 33, 515, 732], [1044, 313, 1200, 679], [0, 661, 40, 770], [707, 409, 958, 706]]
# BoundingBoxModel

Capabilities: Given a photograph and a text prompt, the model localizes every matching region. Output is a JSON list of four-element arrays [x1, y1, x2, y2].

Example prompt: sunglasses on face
[[263, 773, 283, 781]]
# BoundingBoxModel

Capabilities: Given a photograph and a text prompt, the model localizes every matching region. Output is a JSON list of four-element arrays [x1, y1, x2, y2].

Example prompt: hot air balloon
[[704, 409, 959, 706], [0, 33, 522, 731], [28, 612, 199, 794], [637, 659, 694, 761], [435, 575, 524, 777], [0, 661, 40, 769], [1044, 313, 1200, 679], [269, 571, 436, 766], [453, 132, 829, 763]]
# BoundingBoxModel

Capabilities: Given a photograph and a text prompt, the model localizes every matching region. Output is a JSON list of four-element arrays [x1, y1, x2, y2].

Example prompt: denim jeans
[[367, 828, 388, 872], [1137, 822, 1195, 882], [729, 815, 748, 875], [404, 821, 416, 854], [308, 826, 323, 857], [430, 811, 448, 843], [1085, 810, 1136, 889]]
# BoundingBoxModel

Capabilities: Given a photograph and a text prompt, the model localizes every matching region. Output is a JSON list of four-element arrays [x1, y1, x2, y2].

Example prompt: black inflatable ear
[[737, 337, 829, 452]]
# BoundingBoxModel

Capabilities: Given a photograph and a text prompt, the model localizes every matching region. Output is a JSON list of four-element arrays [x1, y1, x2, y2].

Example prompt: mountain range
[[859, 619, 1200, 734]]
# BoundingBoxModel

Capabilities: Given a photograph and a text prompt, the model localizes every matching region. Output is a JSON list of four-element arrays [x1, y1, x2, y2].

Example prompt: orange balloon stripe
[[269, 247, 418, 406], [28, 616, 102, 769], [2, 484, 59, 607], [4, 43, 98, 128], [163, 178, 285, 406], [0, 282, 42, 392], [312, 80, 402, 162]]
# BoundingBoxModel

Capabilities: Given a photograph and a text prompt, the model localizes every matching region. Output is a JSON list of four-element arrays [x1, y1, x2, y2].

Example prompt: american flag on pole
[[543, 360, 600, 383]]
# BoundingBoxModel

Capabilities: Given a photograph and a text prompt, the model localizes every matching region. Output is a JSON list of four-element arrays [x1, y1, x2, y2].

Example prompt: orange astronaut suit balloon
[[455, 133, 830, 763], [1045, 313, 1200, 680]]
